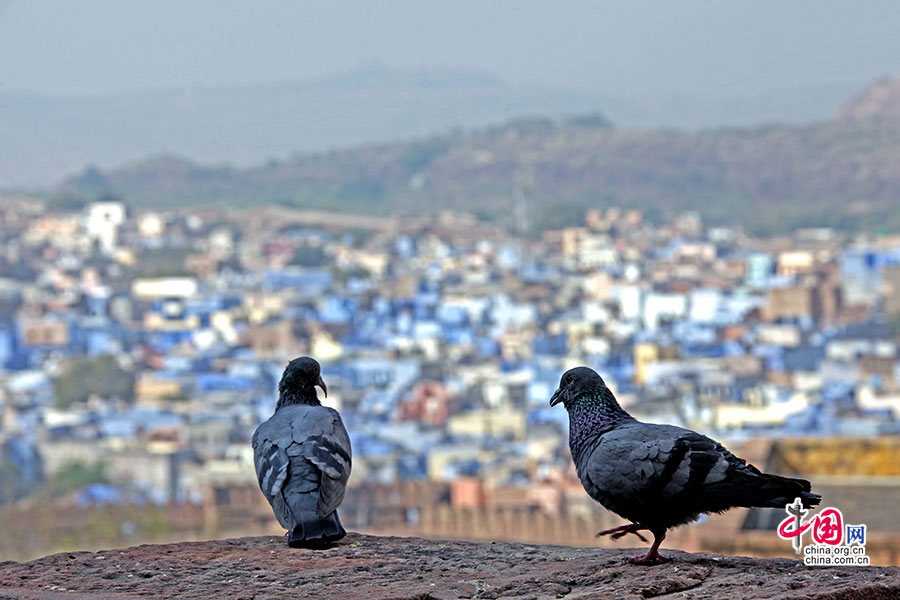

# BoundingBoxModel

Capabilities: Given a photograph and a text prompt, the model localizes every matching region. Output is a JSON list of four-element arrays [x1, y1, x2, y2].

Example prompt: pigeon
[[252, 356, 352, 548], [550, 366, 820, 564]]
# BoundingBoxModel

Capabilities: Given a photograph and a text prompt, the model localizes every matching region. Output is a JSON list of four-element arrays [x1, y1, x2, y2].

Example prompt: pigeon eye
[[565, 376, 573, 385]]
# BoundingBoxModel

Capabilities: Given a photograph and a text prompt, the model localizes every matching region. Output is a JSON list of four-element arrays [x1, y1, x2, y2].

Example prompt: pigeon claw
[[628, 550, 671, 565], [596, 523, 648, 543]]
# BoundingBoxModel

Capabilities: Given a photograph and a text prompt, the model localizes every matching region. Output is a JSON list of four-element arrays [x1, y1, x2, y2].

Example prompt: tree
[[567, 112, 612, 129], [0, 460, 22, 504], [52, 355, 135, 408], [35, 461, 108, 501], [288, 244, 327, 267]]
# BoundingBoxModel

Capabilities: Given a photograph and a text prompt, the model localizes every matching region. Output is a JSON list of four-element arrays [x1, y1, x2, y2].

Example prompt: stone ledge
[[0, 533, 898, 600]]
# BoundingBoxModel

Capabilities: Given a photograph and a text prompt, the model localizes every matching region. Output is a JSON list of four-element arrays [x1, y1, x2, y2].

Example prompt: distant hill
[[0, 66, 861, 189], [56, 79, 900, 234], [0, 66, 605, 189]]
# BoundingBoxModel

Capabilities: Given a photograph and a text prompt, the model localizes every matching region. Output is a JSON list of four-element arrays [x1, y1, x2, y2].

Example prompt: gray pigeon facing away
[[252, 357, 352, 547], [551, 366, 820, 564]]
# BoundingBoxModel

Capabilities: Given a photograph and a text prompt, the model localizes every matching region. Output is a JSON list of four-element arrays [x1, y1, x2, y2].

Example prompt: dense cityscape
[[1, 195, 900, 563]]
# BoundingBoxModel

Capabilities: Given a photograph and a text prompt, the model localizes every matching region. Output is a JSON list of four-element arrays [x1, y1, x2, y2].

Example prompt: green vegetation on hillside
[[35, 461, 108, 501], [135, 246, 193, 277], [53, 354, 135, 408]]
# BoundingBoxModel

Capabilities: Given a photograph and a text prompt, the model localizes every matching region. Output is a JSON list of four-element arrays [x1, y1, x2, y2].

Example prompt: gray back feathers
[[252, 404, 352, 525]]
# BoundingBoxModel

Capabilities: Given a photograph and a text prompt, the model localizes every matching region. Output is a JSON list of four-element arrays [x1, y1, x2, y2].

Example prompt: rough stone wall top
[[1, 533, 899, 600]]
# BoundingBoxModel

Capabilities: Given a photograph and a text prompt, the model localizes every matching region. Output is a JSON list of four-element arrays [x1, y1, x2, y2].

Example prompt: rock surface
[[1, 533, 899, 600]]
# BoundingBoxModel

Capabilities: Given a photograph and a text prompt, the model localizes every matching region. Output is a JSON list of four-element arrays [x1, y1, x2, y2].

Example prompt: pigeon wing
[[251, 422, 293, 528], [581, 424, 677, 508], [294, 407, 352, 518], [583, 422, 767, 525]]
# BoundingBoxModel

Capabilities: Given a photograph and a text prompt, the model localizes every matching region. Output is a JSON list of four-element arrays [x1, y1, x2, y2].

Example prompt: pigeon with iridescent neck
[[252, 357, 351, 547], [551, 366, 820, 564]]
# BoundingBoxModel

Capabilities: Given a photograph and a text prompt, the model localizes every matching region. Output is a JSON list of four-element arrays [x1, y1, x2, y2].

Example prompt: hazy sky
[[2, 0, 899, 97]]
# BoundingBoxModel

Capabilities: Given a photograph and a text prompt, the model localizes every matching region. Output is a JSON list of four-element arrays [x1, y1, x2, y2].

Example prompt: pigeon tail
[[288, 511, 346, 548], [741, 473, 821, 510]]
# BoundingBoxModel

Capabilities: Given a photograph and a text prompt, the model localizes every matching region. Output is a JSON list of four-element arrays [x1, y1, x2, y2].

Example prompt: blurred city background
[[2, 1, 900, 566]]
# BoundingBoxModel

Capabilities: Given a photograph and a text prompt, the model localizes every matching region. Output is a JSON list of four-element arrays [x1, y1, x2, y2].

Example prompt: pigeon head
[[550, 366, 608, 409], [277, 356, 327, 408], [551, 366, 633, 453]]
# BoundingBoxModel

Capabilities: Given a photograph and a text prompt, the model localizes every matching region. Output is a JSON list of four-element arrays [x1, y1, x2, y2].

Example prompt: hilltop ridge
[[55, 77, 900, 234], [837, 78, 900, 121]]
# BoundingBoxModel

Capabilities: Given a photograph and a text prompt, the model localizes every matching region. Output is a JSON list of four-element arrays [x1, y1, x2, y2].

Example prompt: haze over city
[[2, 1, 900, 187]]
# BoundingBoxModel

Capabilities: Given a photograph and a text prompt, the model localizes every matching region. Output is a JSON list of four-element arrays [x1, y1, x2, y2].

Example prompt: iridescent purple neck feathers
[[566, 387, 634, 459]]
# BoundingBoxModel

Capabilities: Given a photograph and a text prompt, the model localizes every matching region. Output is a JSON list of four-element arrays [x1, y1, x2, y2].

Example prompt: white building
[[84, 201, 126, 254], [642, 292, 687, 330]]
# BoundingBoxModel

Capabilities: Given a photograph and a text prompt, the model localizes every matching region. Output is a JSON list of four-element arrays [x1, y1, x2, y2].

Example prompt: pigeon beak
[[549, 387, 563, 407], [316, 375, 327, 398]]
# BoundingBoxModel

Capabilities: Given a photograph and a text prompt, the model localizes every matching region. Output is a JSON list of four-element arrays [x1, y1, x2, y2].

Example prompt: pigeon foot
[[628, 549, 671, 565], [627, 529, 669, 564], [596, 523, 648, 542]]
